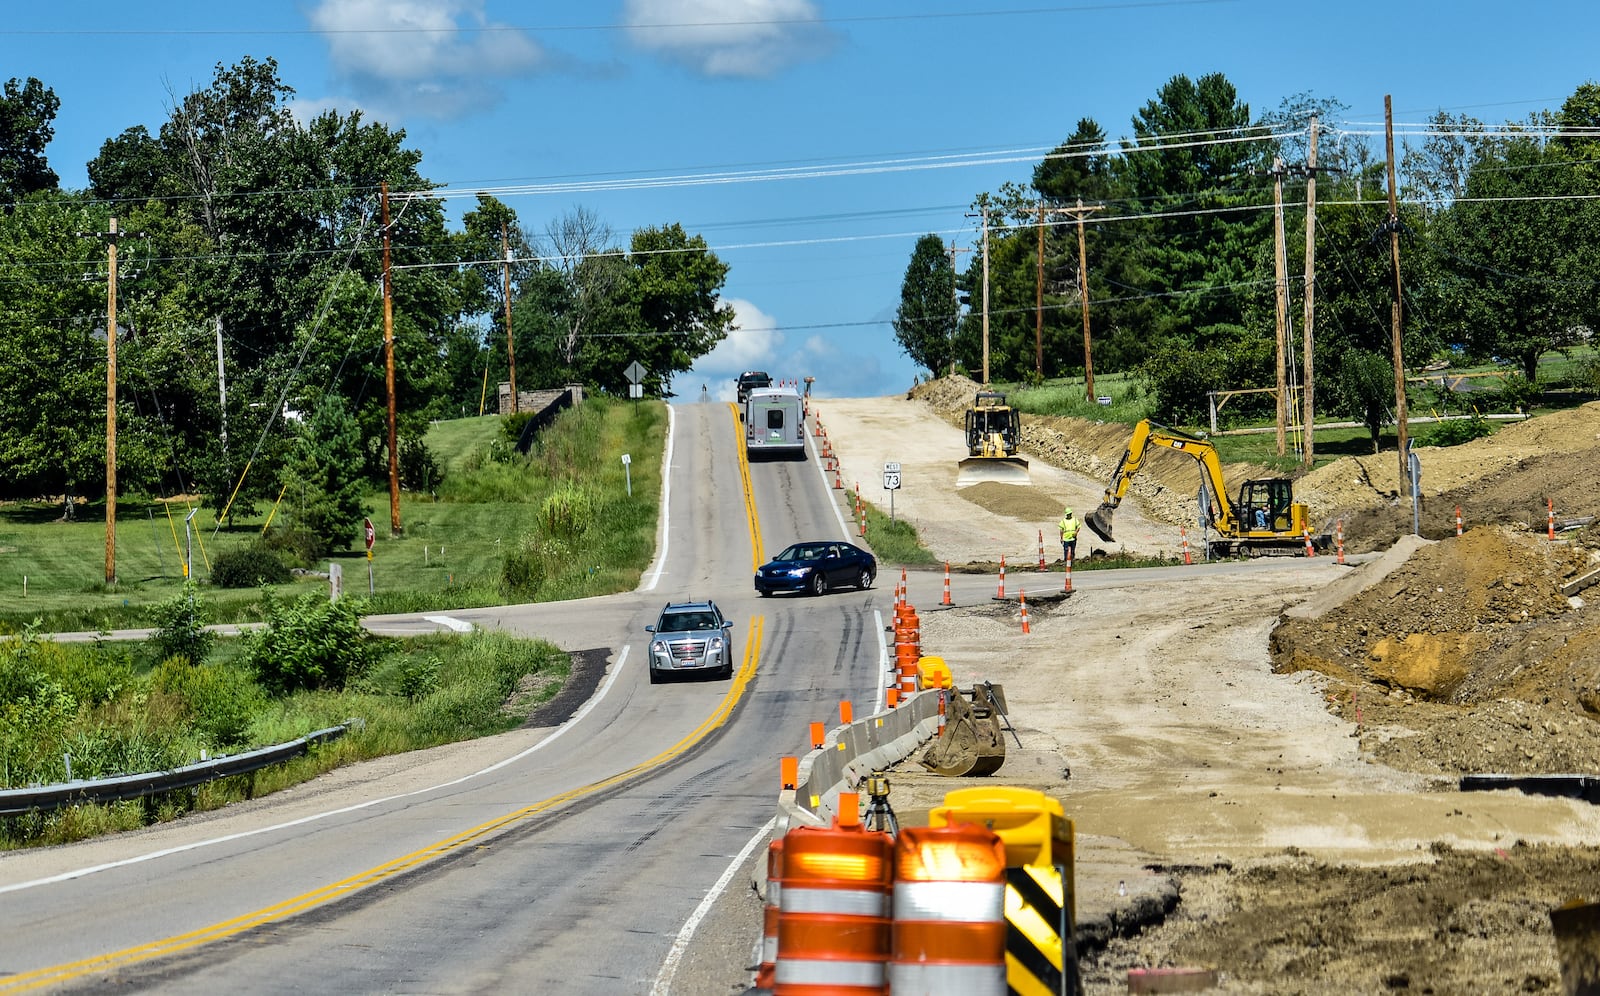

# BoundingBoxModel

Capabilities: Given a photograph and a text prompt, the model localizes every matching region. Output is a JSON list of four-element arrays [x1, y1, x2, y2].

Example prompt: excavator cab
[[1237, 478, 1296, 533]]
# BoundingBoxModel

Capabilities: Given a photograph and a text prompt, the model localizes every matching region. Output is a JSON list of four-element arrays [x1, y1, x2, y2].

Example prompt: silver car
[[645, 600, 734, 683]]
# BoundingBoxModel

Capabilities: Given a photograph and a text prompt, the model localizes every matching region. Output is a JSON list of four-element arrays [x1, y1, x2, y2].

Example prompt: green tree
[[279, 395, 367, 556], [621, 223, 735, 396], [0, 195, 108, 508], [1108, 73, 1270, 360], [1429, 116, 1596, 380], [892, 234, 958, 376], [1335, 349, 1394, 453], [0, 77, 60, 199]]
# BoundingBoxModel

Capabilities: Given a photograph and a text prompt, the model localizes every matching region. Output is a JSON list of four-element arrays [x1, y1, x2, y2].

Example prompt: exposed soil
[[808, 379, 1600, 995]]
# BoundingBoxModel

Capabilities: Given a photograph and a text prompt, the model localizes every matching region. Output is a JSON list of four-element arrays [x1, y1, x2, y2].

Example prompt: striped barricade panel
[[1004, 863, 1078, 996]]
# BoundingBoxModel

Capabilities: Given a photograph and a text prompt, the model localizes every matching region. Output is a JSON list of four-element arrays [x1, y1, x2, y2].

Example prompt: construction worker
[[1058, 506, 1079, 563]]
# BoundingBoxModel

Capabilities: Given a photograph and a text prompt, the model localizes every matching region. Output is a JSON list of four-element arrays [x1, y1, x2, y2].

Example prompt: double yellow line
[[3, 405, 774, 992]]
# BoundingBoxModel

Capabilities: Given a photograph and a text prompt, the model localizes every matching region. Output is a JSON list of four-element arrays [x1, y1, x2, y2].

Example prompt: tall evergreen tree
[[893, 234, 958, 376]]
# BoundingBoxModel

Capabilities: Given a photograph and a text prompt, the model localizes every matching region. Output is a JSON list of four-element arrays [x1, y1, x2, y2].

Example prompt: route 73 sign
[[883, 461, 901, 491]]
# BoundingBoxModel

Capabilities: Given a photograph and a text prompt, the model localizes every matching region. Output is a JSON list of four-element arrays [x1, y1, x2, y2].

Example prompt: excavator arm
[[1084, 420, 1237, 542]]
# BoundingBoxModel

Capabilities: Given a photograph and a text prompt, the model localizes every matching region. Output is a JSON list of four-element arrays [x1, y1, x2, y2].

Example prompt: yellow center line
[[3, 634, 769, 989], [6, 401, 779, 991], [732, 400, 765, 571]]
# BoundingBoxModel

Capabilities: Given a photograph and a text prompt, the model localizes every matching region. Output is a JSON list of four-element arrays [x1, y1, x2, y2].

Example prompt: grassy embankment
[[0, 398, 665, 848]]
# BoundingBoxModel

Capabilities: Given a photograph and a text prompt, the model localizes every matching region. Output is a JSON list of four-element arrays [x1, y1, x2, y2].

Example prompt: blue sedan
[[754, 541, 876, 597]]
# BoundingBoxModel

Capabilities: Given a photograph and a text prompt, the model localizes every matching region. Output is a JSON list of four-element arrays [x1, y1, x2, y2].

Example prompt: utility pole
[[980, 206, 990, 384], [1302, 115, 1319, 470], [1271, 157, 1290, 457], [79, 218, 128, 583], [501, 221, 518, 414], [1032, 201, 1104, 394], [215, 316, 228, 462], [947, 241, 971, 376], [1035, 203, 1046, 378], [381, 182, 402, 537], [1068, 199, 1102, 400], [103, 218, 120, 584], [1384, 95, 1411, 495]]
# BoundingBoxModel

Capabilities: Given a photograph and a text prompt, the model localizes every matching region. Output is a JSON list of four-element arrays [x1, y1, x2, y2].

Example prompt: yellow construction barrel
[[916, 656, 952, 690]]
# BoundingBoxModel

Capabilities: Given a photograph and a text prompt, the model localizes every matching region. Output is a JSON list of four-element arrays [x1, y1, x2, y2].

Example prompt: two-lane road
[[0, 401, 882, 994]]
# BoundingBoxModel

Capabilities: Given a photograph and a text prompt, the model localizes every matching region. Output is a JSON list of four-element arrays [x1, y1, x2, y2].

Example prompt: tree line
[[893, 73, 1600, 432], [0, 58, 734, 547]]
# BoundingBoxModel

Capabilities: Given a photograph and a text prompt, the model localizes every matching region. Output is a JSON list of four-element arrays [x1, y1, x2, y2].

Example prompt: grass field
[[0, 398, 666, 632]]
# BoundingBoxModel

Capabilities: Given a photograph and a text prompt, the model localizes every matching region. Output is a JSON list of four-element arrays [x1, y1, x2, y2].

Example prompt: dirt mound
[[1271, 526, 1600, 774], [958, 481, 1067, 521]]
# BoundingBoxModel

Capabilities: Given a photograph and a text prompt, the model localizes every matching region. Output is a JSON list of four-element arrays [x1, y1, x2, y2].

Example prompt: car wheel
[[856, 567, 874, 590], [649, 667, 663, 685], [717, 655, 733, 680], [758, 588, 772, 597], [810, 572, 827, 597]]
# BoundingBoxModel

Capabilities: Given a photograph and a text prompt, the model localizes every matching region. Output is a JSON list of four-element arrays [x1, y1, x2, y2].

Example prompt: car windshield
[[776, 544, 825, 562], [660, 611, 717, 631]]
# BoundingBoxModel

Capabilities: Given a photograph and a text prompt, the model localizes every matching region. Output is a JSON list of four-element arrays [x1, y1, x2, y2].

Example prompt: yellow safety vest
[[1059, 515, 1078, 541]]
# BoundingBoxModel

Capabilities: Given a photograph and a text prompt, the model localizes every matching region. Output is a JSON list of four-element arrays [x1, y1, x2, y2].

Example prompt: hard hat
[[1062, 507, 1073, 516]]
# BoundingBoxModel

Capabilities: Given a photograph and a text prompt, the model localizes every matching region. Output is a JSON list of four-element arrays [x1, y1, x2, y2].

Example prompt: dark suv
[[645, 600, 734, 683], [736, 371, 772, 406]]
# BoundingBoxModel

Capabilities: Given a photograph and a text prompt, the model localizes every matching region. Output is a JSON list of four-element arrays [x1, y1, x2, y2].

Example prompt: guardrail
[[0, 725, 349, 817]]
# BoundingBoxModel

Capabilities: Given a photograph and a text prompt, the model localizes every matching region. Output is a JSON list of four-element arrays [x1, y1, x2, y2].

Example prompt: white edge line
[[874, 608, 889, 708], [0, 645, 633, 897], [421, 615, 473, 633], [807, 406, 853, 541], [650, 815, 778, 996], [642, 402, 674, 592]]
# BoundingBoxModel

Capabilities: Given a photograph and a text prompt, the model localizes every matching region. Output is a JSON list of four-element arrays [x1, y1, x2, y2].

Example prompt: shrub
[[398, 655, 441, 702], [400, 437, 444, 494], [246, 590, 373, 695], [500, 534, 548, 600], [211, 546, 293, 588], [540, 483, 599, 538], [1417, 414, 1495, 448], [151, 658, 264, 747], [260, 527, 324, 569], [147, 583, 216, 664]]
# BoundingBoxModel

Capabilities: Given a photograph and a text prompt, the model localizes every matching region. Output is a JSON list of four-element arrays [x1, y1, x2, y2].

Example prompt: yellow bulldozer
[[956, 390, 1030, 487], [1083, 419, 1330, 558]]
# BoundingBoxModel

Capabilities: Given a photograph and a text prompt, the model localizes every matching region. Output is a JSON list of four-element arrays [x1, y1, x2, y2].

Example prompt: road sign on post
[[363, 517, 375, 594], [623, 360, 646, 401], [622, 453, 632, 496], [884, 462, 901, 524]]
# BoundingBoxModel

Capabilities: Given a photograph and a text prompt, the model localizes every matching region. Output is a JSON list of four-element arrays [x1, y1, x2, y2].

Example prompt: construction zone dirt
[[807, 378, 1600, 994]]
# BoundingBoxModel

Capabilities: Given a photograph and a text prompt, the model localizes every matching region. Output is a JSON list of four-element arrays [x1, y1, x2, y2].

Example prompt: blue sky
[[6, 1, 1599, 400]]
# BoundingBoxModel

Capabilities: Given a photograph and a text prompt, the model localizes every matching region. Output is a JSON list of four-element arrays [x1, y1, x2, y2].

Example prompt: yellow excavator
[[956, 390, 1030, 486], [1083, 419, 1329, 558]]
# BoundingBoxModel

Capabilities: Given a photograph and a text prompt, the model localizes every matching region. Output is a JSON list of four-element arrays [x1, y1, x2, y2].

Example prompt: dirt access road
[[806, 384, 1600, 994]]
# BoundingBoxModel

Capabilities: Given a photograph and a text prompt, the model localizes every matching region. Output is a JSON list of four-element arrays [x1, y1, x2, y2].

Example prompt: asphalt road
[[0, 400, 884, 995]]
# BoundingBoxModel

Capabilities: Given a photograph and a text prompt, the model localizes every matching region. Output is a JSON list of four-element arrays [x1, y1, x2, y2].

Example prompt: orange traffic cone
[[1019, 591, 1031, 634]]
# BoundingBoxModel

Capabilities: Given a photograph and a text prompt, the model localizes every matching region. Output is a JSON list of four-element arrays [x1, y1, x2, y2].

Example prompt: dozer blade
[[956, 457, 1030, 488], [1084, 502, 1116, 543]]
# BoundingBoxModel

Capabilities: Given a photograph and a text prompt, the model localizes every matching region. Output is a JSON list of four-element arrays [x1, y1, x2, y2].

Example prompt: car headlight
[[786, 567, 810, 577], [708, 637, 724, 653], [651, 640, 668, 655]]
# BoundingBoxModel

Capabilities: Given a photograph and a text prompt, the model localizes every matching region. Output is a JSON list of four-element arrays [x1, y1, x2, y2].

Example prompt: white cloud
[[679, 298, 786, 400], [308, 0, 545, 117], [622, 0, 838, 78], [675, 298, 916, 402]]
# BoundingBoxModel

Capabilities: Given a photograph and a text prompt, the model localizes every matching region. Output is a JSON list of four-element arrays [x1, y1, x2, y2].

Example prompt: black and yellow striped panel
[[1004, 864, 1079, 996]]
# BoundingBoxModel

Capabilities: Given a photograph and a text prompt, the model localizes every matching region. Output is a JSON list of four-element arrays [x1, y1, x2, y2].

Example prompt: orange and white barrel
[[775, 810, 893, 994], [757, 838, 784, 989], [889, 822, 1008, 994]]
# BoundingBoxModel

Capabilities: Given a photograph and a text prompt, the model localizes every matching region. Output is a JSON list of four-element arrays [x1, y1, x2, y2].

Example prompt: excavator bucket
[[1084, 502, 1117, 543], [956, 456, 1031, 488], [920, 684, 1008, 777]]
